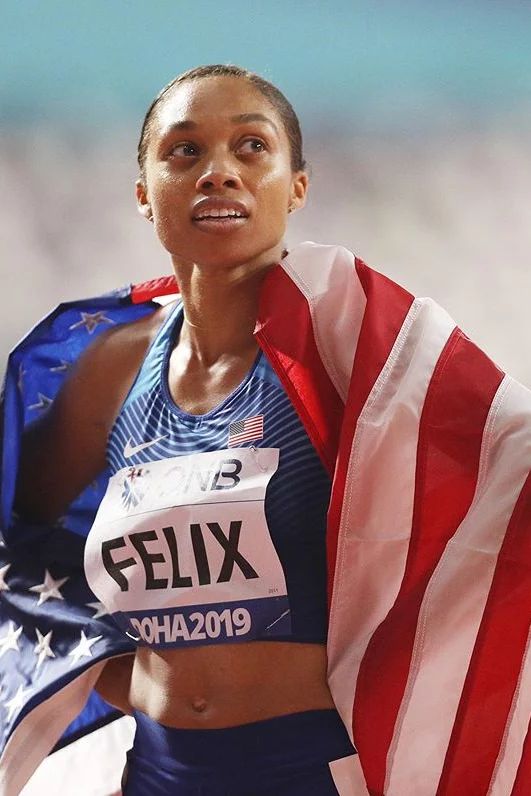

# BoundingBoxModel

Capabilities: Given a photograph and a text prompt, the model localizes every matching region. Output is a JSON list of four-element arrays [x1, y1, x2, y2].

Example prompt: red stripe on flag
[[131, 275, 178, 304], [511, 718, 531, 795], [327, 260, 414, 607], [437, 468, 531, 795], [352, 331, 504, 795], [255, 265, 343, 476]]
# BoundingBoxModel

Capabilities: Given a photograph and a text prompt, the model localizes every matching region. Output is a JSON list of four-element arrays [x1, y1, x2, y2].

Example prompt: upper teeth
[[195, 208, 244, 219]]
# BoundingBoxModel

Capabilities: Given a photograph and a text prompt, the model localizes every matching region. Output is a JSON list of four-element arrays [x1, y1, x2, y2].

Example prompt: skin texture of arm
[[93, 654, 136, 715]]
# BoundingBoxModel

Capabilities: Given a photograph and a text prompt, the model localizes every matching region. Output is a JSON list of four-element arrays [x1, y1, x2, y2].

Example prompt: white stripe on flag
[[21, 715, 135, 796], [282, 244, 366, 403], [329, 754, 369, 795], [327, 298, 456, 735], [0, 661, 106, 796], [385, 376, 531, 795]]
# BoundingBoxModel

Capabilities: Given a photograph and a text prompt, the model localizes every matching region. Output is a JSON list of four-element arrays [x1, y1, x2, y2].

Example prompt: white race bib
[[84, 448, 290, 646]]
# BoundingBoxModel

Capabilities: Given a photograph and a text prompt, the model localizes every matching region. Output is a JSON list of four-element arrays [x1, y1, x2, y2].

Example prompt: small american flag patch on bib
[[228, 414, 264, 446]]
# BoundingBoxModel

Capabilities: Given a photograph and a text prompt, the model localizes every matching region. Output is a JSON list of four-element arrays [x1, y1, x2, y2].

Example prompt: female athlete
[[16, 65, 359, 794]]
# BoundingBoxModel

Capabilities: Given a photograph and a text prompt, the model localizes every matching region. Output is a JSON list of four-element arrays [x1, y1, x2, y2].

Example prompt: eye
[[237, 138, 267, 154], [168, 142, 199, 158]]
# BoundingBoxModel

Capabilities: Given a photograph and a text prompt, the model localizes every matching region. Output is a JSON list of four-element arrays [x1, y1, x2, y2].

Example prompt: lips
[[191, 197, 249, 222]]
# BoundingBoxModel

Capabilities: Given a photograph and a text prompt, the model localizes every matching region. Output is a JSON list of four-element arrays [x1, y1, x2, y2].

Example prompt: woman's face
[[137, 76, 308, 270]]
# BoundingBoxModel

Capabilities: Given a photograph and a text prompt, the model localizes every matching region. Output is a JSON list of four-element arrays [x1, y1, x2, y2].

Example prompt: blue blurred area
[[2, 0, 530, 129]]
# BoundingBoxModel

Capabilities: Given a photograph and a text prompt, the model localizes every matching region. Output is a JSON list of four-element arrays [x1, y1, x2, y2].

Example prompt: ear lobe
[[135, 180, 152, 221], [138, 204, 153, 220]]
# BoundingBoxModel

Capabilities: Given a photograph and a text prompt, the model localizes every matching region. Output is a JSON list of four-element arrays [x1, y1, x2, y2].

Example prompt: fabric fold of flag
[[0, 288, 158, 795]]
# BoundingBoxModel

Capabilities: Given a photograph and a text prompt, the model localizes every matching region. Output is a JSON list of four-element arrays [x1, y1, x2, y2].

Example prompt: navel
[[191, 696, 208, 713]]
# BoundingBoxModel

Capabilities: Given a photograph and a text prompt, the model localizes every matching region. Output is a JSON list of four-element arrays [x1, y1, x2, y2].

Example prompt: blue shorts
[[123, 708, 357, 795]]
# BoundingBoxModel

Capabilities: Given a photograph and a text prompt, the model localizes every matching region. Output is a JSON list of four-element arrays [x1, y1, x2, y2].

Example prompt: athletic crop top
[[84, 302, 332, 649]]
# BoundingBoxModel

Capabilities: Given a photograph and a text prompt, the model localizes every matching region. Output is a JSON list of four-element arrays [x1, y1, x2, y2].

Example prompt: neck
[[171, 250, 282, 365]]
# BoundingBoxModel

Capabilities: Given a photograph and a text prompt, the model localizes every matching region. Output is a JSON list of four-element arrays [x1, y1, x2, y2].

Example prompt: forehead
[[153, 76, 285, 139]]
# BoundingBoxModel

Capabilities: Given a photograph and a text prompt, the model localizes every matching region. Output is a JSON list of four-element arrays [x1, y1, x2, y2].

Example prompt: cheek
[[149, 172, 184, 212], [254, 167, 292, 217], [146, 183, 186, 254], [150, 176, 191, 241]]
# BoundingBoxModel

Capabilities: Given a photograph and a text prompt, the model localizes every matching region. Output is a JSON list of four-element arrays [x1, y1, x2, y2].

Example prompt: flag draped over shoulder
[[0, 242, 529, 795], [256, 243, 531, 795], [0, 279, 177, 795]]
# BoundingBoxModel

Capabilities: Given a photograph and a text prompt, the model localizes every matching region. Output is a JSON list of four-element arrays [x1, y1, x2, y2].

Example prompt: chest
[[98, 356, 333, 648], [167, 346, 260, 415]]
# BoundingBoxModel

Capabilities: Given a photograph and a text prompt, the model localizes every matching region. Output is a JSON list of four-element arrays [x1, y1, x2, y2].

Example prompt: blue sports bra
[[84, 302, 331, 649]]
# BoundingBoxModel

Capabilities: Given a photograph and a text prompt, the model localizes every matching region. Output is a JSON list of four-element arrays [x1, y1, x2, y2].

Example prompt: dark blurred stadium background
[[2, 0, 530, 384]]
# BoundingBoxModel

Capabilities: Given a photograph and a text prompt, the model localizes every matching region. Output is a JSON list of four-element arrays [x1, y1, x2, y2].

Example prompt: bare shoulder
[[16, 301, 176, 523], [75, 302, 173, 422], [91, 300, 172, 357], [69, 300, 178, 411]]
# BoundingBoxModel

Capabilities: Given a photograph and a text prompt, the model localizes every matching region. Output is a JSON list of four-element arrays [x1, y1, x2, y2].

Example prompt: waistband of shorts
[[131, 708, 355, 772]]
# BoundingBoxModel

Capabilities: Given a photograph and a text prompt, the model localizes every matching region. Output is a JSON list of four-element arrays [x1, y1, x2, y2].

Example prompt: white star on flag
[[5, 684, 32, 723], [0, 563, 11, 592], [34, 628, 56, 670], [69, 630, 103, 666], [0, 621, 23, 659], [86, 602, 108, 620], [69, 311, 114, 335], [17, 363, 26, 393], [27, 392, 53, 412], [49, 359, 70, 373], [29, 570, 69, 605]]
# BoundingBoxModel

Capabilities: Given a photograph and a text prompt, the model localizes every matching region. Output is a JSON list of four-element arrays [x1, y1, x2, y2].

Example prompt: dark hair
[[137, 64, 306, 179]]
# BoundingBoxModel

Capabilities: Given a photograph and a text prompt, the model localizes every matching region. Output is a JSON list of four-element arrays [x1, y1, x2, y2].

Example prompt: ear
[[135, 179, 153, 221], [288, 171, 309, 213]]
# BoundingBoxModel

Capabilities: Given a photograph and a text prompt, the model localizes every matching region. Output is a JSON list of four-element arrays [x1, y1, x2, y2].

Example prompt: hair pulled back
[[137, 64, 306, 179]]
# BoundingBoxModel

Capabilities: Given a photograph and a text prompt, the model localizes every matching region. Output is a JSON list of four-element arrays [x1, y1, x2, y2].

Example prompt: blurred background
[[1, 0, 530, 383]]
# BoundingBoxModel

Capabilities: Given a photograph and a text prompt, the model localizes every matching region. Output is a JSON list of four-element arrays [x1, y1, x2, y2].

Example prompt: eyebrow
[[230, 113, 279, 133], [161, 113, 279, 136]]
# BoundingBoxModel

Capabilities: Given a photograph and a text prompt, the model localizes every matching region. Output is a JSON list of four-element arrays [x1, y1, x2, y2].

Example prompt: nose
[[195, 159, 243, 193]]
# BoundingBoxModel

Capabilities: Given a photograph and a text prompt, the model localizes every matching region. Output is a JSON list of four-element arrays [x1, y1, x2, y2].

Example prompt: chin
[[167, 235, 283, 271]]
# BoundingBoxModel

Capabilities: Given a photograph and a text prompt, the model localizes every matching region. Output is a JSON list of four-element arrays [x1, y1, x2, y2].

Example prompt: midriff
[[129, 641, 335, 728]]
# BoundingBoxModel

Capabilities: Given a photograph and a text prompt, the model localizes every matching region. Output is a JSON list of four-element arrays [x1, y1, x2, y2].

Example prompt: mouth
[[191, 201, 250, 233]]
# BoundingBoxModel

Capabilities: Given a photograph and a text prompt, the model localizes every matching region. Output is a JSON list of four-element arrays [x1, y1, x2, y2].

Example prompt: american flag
[[0, 287, 164, 795], [254, 242, 531, 795], [228, 414, 264, 447]]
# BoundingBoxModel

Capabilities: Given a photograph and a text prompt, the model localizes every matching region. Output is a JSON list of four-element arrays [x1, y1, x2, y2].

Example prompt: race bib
[[84, 448, 290, 647]]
